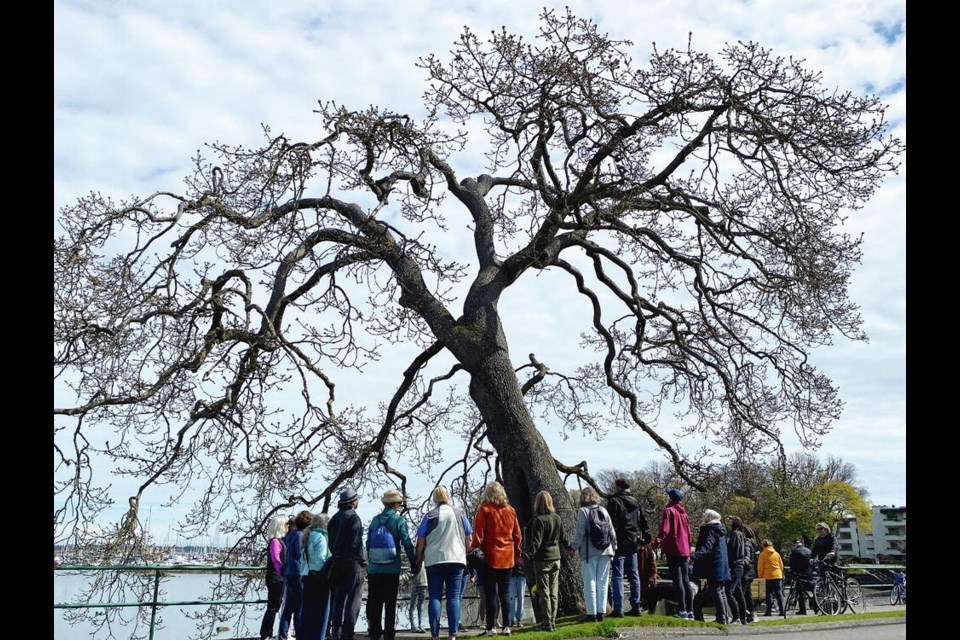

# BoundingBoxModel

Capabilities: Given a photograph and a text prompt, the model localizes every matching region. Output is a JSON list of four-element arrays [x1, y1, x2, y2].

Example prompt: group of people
[[260, 486, 414, 640], [648, 490, 841, 624], [757, 521, 838, 617], [619, 487, 840, 625], [259, 479, 841, 639], [258, 480, 577, 640]]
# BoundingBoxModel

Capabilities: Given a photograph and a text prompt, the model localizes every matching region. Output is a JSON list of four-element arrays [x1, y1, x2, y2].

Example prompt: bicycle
[[889, 572, 906, 606], [782, 571, 815, 618], [812, 559, 865, 615]]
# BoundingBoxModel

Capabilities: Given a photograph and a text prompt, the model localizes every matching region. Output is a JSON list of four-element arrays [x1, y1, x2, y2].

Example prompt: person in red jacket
[[471, 481, 522, 637], [644, 488, 693, 620]]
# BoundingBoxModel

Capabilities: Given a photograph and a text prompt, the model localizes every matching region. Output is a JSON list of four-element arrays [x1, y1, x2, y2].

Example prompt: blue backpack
[[368, 515, 398, 564]]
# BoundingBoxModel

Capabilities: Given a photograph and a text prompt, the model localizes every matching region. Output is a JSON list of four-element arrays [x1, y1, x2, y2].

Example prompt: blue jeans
[[509, 574, 526, 623], [580, 553, 611, 616], [764, 578, 784, 615], [426, 563, 465, 638], [666, 555, 693, 614], [278, 575, 304, 640], [610, 552, 640, 613]]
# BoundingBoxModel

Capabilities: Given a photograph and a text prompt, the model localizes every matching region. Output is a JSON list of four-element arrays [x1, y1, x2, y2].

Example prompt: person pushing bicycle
[[788, 539, 814, 615]]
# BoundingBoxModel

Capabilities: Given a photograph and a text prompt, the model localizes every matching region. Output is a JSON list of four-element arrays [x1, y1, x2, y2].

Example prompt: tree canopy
[[54, 9, 901, 607], [598, 453, 872, 550]]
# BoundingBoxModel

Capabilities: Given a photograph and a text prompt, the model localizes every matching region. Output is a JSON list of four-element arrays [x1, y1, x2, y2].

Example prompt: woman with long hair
[[472, 481, 522, 636], [724, 515, 749, 625], [567, 486, 616, 623], [527, 491, 569, 631], [739, 522, 758, 622]]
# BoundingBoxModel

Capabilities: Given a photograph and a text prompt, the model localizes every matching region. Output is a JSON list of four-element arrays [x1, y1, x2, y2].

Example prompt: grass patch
[[503, 610, 905, 638], [508, 614, 721, 639], [752, 610, 906, 626]]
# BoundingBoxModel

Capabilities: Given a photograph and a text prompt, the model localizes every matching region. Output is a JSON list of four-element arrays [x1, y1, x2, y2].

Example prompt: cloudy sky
[[54, 0, 906, 536]]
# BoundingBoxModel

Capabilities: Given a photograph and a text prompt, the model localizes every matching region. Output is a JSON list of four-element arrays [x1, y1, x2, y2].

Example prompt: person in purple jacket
[[260, 515, 290, 640], [644, 489, 694, 620]]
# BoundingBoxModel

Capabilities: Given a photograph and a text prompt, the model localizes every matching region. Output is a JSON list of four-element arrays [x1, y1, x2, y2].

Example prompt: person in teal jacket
[[366, 489, 418, 640], [301, 512, 332, 640]]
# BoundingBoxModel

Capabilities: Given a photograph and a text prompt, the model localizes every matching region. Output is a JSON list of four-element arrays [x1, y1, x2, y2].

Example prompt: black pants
[[302, 574, 331, 640], [482, 566, 512, 630], [330, 562, 365, 640], [366, 572, 401, 640], [794, 576, 813, 612], [259, 580, 284, 639], [741, 577, 755, 617], [725, 566, 748, 623]]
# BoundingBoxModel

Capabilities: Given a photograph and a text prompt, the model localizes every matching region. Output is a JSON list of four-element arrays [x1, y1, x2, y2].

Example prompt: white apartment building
[[835, 505, 906, 562]]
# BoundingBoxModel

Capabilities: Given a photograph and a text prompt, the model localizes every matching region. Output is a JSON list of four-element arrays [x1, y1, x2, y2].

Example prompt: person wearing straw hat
[[366, 488, 417, 640], [328, 487, 366, 640]]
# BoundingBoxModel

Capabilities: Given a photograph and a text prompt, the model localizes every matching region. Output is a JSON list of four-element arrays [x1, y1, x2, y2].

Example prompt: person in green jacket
[[366, 489, 418, 640], [527, 491, 570, 631]]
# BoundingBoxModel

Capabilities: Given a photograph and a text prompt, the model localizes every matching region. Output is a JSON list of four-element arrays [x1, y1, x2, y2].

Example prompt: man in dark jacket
[[328, 487, 367, 640], [788, 539, 814, 614], [605, 478, 649, 617]]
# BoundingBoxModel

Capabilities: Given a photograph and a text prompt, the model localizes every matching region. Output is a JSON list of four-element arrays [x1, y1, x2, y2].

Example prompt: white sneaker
[[484, 630, 497, 637], [502, 628, 511, 636]]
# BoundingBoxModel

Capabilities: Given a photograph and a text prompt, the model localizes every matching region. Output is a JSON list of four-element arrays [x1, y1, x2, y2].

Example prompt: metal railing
[[54, 564, 265, 640], [55, 563, 484, 640]]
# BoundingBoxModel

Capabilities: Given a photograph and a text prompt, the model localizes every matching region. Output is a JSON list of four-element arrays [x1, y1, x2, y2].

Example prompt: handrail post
[[149, 568, 161, 640]]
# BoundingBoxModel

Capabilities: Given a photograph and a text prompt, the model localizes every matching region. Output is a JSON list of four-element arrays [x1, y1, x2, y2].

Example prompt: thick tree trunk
[[467, 350, 584, 615]]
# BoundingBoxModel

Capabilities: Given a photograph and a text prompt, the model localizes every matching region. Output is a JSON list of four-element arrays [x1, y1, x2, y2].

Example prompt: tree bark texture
[[466, 343, 584, 614]]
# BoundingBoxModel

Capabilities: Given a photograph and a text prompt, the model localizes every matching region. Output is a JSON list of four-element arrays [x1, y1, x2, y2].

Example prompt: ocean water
[[55, 570, 268, 640], [54, 570, 518, 640]]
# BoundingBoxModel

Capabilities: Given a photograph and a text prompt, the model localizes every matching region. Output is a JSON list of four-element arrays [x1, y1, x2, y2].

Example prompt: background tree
[[54, 9, 901, 613], [752, 453, 872, 544], [604, 453, 869, 549]]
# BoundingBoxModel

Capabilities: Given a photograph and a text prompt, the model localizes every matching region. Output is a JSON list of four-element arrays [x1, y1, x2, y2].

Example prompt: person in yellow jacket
[[757, 540, 785, 616]]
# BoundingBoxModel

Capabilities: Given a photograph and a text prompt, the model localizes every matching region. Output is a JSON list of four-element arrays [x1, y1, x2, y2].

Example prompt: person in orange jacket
[[471, 482, 522, 636], [757, 539, 785, 616]]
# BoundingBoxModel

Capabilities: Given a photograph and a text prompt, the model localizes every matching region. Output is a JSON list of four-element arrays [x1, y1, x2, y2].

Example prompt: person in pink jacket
[[645, 489, 693, 620]]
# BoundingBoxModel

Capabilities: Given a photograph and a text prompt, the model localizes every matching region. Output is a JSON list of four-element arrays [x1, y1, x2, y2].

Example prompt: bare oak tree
[[54, 9, 902, 614]]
